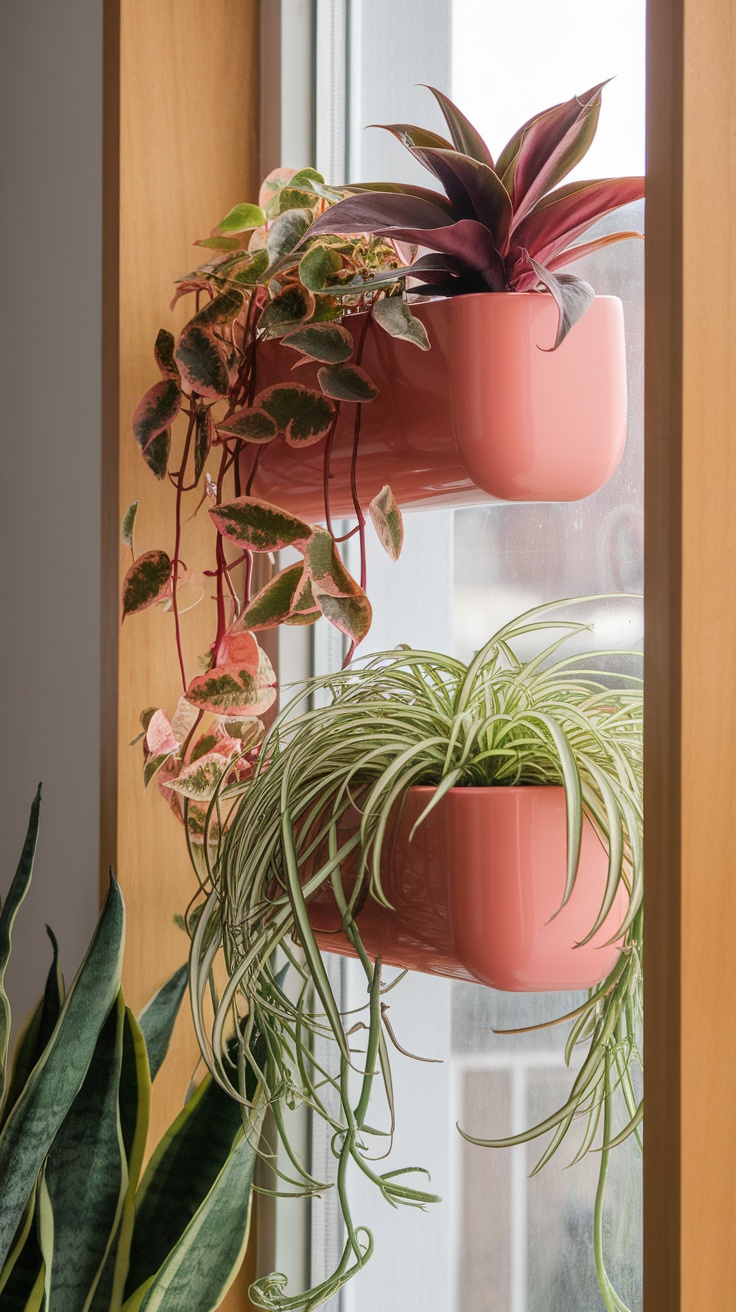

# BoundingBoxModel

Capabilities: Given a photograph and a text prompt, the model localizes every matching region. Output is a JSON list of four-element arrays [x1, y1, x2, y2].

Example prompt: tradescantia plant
[[307, 82, 645, 347], [189, 598, 643, 1311], [0, 790, 264, 1312]]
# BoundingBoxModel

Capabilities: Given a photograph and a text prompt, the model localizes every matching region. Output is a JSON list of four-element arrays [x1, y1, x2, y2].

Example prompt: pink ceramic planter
[[307, 786, 628, 992], [249, 293, 627, 518]]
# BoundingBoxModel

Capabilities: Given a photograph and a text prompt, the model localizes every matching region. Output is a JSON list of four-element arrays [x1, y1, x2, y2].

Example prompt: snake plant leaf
[[372, 298, 429, 350], [281, 323, 353, 364], [259, 285, 315, 335], [410, 148, 512, 247], [137, 964, 188, 1083], [0, 788, 42, 1111], [210, 497, 311, 553], [298, 243, 344, 293], [175, 324, 232, 399], [215, 407, 279, 445], [423, 86, 495, 169], [368, 486, 404, 560], [121, 501, 139, 550], [1, 928, 64, 1131], [216, 202, 266, 235], [121, 551, 172, 620], [92, 1007, 151, 1312], [267, 208, 312, 264], [0, 1188, 43, 1309], [235, 562, 303, 631], [527, 257, 595, 351], [505, 82, 608, 224], [153, 330, 178, 381], [39, 990, 127, 1312], [132, 381, 180, 479], [317, 363, 378, 403], [256, 384, 335, 446], [193, 407, 214, 484], [308, 190, 453, 239], [0, 872, 125, 1270]]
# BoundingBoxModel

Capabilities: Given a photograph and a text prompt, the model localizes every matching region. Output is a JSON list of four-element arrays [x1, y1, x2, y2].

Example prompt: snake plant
[[189, 597, 643, 1311], [0, 788, 263, 1312]]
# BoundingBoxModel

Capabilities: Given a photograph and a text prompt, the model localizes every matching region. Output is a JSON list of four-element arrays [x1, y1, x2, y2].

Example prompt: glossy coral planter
[[249, 294, 627, 518], [307, 786, 628, 992]]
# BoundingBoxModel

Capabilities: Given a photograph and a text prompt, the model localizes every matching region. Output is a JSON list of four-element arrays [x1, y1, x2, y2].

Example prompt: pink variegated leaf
[[121, 500, 138, 549], [171, 695, 199, 743], [424, 86, 495, 169], [146, 709, 179, 758], [215, 628, 260, 672], [317, 363, 378, 403], [143, 751, 177, 792], [122, 550, 171, 619], [217, 717, 265, 751], [210, 496, 312, 552], [175, 323, 232, 399], [259, 285, 316, 335], [170, 279, 211, 311], [256, 384, 335, 446], [546, 230, 644, 273], [215, 408, 278, 445], [133, 379, 180, 479], [311, 584, 373, 645], [526, 256, 595, 350], [190, 289, 244, 328], [509, 177, 645, 276], [368, 485, 404, 560], [168, 751, 238, 802], [281, 323, 354, 363], [284, 574, 320, 626], [304, 526, 360, 598], [259, 167, 298, 218], [154, 329, 179, 380], [185, 665, 276, 716], [235, 562, 303, 630], [194, 406, 214, 483]]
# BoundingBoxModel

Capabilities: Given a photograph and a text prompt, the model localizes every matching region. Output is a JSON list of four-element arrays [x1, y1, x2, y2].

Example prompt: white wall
[[0, 0, 102, 1029]]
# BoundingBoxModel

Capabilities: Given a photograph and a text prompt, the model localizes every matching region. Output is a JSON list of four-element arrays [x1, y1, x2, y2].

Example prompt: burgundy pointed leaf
[[154, 329, 179, 380], [368, 485, 404, 559], [175, 323, 231, 398], [374, 122, 454, 151], [256, 384, 335, 446], [502, 82, 608, 219], [133, 379, 180, 478], [526, 256, 595, 350], [281, 323, 354, 363], [259, 285, 316, 335], [215, 407, 279, 445], [340, 181, 456, 217], [423, 86, 495, 169], [509, 177, 646, 274], [308, 192, 454, 241], [373, 219, 506, 292], [210, 497, 311, 552], [317, 363, 378, 403], [410, 149, 512, 248], [547, 230, 644, 273], [122, 550, 172, 619], [235, 562, 304, 630], [194, 407, 214, 483]]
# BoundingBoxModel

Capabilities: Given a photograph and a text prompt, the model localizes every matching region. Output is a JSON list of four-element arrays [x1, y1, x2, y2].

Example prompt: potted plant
[[189, 598, 643, 1311], [252, 82, 644, 513], [0, 791, 264, 1312]]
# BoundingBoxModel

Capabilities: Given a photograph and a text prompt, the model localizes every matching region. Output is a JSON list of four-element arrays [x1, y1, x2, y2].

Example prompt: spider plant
[[305, 83, 644, 347], [189, 597, 643, 1311]]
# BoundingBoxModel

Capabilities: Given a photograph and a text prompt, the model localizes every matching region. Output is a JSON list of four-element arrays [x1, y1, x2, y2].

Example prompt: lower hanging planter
[[308, 785, 627, 992], [249, 293, 628, 518]]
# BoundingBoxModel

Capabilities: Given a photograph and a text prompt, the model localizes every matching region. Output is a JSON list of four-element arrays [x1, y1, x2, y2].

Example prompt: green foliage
[[190, 599, 643, 1311], [0, 796, 262, 1312], [121, 551, 171, 620]]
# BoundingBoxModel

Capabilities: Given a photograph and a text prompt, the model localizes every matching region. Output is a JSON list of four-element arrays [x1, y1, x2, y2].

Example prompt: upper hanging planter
[[249, 289, 627, 517]]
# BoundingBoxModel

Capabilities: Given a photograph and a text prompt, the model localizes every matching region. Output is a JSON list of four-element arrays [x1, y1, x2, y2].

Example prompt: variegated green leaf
[[304, 526, 359, 597], [193, 408, 214, 484], [137, 965, 188, 1084], [175, 325, 231, 399], [372, 296, 430, 350], [122, 551, 171, 620], [185, 668, 276, 717], [231, 248, 269, 286], [0, 788, 41, 1111], [259, 285, 315, 336], [121, 501, 139, 550], [0, 1187, 43, 1307], [39, 991, 127, 1312], [281, 322, 353, 363], [133, 381, 180, 479], [191, 290, 244, 329], [317, 362, 378, 402], [236, 563, 303, 630], [0, 874, 125, 1270], [153, 331, 179, 381], [256, 384, 335, 447], [193, 235, 240, 252], [215, 408, 278, 445], [210, 497, 311, 552], [278, 186, 319, 212], [266, 208, 311, 264], [1, 928, 64, 1132], [298, 242, 343, 292], [259, 167, 297, 218], [368, 485, 404, 560], [312, 587, 372, 644], [168, 754, 234, 802], [216, 202, 266, 235]]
